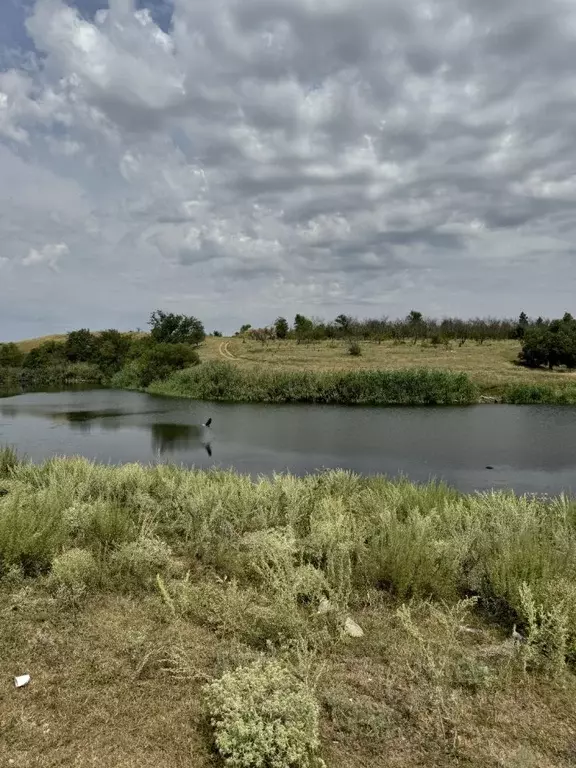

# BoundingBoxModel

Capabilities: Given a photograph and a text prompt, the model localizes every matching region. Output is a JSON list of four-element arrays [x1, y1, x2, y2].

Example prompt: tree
[[0, 343, 24, 367], [514, 311, 530, 339], [149, 310, 205, 346], [406, 310, 425, 344], [212, 331, 223, 337], [64, 329, 97, 362], [137, 343, 200, 387], [518, 328, 550, 368], [334, 314, 352, 334], [274, 317, 289, 339], [239, 324, 252, 335], [519, 314, 576, 370], [96, 330, 131, 375], [294, 314, 313, 342]]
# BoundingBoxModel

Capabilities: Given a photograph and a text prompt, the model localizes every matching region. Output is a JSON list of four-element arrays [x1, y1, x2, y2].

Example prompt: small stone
[[317, 597, 333, 615], [343, 616, 364, 638]]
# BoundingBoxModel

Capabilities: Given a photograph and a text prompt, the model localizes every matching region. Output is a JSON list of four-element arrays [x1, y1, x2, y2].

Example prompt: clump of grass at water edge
[[148, 360, 479, 405]]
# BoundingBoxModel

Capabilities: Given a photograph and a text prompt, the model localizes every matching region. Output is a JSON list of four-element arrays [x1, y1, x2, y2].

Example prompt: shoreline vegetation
[[1, 451, 576, 766], [4, 309, 576, 405], [4, 349, 576, 405]]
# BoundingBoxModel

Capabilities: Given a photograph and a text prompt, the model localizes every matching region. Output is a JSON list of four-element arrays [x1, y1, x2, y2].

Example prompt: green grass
[[1, 455, 576, 766], [148, 360, 479, 405]]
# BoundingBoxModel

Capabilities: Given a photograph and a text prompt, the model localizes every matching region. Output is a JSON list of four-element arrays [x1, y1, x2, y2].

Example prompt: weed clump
[[50, 547, 99, 590], [203, 658, 323, 768], [111, 536, 175, 588]]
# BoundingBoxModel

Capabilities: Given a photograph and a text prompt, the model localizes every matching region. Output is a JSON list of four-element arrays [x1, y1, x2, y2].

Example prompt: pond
[[1, 389, 576, 495]]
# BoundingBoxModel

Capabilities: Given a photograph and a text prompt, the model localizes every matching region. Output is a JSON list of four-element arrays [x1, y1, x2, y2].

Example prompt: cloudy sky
[[1, 0, 575, 339]]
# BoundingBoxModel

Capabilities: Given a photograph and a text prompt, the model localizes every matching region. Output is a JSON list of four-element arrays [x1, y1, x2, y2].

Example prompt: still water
[[1, 389, 576, 495]]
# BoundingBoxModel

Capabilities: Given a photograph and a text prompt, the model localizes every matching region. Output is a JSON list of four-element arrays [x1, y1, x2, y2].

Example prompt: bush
[[348, 341, 362, 357], [0, 492, 66, 575], [23, 340, 67, 369], [50, 547, 99, 590], [109, 360, 143, 389], [136, 342, 200, 387], [0, 342, 24, 367], [203, 658, 323, 768], [111, 536, 175, 587]]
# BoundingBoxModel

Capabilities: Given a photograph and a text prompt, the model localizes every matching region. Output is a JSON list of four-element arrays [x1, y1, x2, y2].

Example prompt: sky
[[1, 0, 576, 340]]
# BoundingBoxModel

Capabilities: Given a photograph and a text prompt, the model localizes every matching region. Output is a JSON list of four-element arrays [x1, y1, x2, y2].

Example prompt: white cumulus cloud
[[0, 0, 575, 338]]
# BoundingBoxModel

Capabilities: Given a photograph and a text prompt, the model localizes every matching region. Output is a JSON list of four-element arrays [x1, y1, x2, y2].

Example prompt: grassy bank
[[7, 334, 576, 404], [148, 361, 479, 405], [1, 451, 576, 766]]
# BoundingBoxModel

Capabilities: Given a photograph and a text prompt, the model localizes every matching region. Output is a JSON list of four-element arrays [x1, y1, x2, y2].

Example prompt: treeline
[[240, 311, 542, 344], [0, 311, 205, 389]]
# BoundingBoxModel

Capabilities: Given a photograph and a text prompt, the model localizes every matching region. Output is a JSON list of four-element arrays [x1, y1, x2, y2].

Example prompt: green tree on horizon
[[149, 310, 205, 346]]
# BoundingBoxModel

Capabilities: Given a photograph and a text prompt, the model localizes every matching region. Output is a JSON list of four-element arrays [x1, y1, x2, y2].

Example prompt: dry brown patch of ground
[[1, 587, 575, 768]]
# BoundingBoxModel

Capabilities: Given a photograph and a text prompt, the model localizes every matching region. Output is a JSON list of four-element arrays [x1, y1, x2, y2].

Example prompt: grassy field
[[204, 337, 576, 392], [1, 451, 576, 767]]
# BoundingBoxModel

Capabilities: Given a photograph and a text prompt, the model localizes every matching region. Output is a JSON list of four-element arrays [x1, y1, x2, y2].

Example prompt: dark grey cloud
[[1, 0, 576, 339]]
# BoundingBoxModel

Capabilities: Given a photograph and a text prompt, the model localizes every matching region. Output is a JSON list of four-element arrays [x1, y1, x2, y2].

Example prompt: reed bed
[[149, 360, 479, 405]]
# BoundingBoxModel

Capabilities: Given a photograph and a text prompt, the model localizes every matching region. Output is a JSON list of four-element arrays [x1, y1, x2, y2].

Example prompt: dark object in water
[[204, 418, 212, 428], [485, 465, 494, 470], [205, 443, 212, 457], [0, 488, 8, 496]]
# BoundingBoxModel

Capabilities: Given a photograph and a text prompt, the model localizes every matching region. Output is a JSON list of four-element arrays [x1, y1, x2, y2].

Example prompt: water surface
[[1, 389, 576, 495]]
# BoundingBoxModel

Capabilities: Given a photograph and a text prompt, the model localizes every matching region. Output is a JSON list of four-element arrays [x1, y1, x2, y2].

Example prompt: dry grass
[[1, 588, 575, 768], [203, 337, 576, 393], [15, 331, 147, 354], [16, 335, 68, 354]]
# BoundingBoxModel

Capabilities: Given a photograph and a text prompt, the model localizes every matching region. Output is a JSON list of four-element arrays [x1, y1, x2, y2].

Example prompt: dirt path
[[218, 341, 236, 360]]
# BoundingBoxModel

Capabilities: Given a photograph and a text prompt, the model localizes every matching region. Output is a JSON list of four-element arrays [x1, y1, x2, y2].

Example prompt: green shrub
[[111, 536, 175, 587], [77, 501, 135, 552], [50, 547, 99, 589], [348, 341, 362, 356], [0, 490, 66, 575], [117, 342, 200, 388], [109, 361, 142, 389], [502, 383, 576, 404], [203, 658, 323, 768], [0, 342, 24, 367]]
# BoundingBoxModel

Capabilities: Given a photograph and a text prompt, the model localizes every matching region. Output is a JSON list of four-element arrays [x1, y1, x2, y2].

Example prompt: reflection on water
[[3, 388, 576, 495], [151, 423, 212, 456], [0, 399, 213, 456]]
